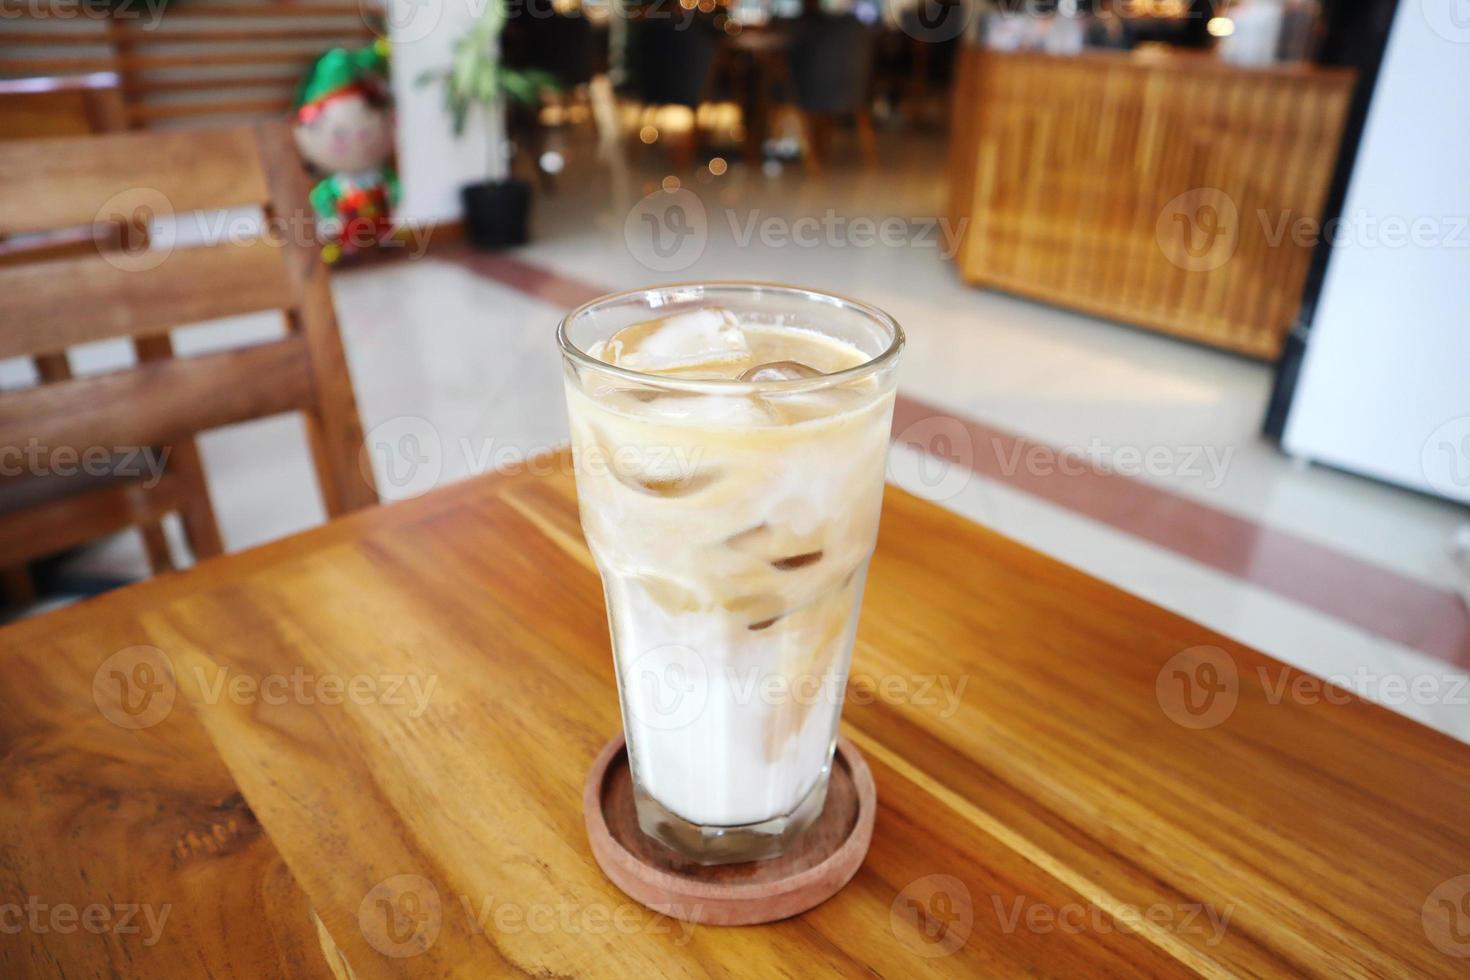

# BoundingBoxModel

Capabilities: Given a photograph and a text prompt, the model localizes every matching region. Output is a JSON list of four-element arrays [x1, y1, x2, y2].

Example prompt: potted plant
[[420, 0, 557, 249]]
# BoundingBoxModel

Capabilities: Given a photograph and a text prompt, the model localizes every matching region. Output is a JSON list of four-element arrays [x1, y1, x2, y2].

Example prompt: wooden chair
[[0, 122, 378, 604], [0, 72, 191, 598], [623, 15, 718, 169], [0, 73, 129, 142], [786, 15, 880, 175]]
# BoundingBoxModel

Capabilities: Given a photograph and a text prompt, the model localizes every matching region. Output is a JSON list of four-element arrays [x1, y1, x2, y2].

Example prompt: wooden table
[[4, 454, 1469, 977]]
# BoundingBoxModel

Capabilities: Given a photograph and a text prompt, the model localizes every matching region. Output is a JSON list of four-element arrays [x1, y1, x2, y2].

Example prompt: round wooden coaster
[[583, 734, 876, 926]]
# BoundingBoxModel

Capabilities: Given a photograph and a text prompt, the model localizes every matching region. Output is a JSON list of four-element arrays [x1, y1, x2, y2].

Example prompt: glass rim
[[556, 280, 906, 394]]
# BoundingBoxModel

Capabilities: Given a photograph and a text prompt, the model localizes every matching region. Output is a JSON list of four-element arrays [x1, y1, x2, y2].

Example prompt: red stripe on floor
[[448, 251, 606, 309], [447, 247, 1470, 668], [890, 396, 1470, 669]]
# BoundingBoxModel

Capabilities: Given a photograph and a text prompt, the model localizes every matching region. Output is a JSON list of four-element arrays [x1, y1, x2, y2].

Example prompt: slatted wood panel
[[948, 48, 1356, 359], [0, 125, 269, 234], [0, 337, 315, 454], [0, 240, 292, 354], [0, 2, 384, 129], [0, 72, 126, 138]]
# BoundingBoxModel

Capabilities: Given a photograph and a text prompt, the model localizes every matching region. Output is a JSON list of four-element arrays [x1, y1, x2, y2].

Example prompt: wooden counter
[[947, 48, 1356, 358]]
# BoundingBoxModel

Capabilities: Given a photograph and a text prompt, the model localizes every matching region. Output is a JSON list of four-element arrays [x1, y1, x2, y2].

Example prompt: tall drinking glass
[[559, 283, 903, 864]]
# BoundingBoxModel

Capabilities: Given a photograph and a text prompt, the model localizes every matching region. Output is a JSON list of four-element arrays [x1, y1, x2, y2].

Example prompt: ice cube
[[588, 424, 722, 496], [634, 573, 703, 615], [602, 308, 750, 374], [631, 392, 776, 427], [772, 551, 823, 571], [723, 592, 787, 631], [737, 360, 822, 383], [727, 522, 825, 570], [763, 586, 852, 759], [760, 381, 869, 424], [606, 448, 720, 497]]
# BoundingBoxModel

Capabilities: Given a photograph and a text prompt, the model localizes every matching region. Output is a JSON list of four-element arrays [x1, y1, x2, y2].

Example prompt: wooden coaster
[[583, 734, 876, 926]]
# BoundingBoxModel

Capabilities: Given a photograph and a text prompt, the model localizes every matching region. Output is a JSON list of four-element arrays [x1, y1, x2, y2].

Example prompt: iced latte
[[559, 284, 902, 864]]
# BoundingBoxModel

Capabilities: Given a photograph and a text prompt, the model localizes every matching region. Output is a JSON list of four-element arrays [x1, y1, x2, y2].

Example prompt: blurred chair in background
[[786, 14, 879, 173], [713, 22, 795, 166], [0, 123, 377, 611], [888, 2, 963, 125], [502, 0, 604, 189], [622, 10, 718, 168]]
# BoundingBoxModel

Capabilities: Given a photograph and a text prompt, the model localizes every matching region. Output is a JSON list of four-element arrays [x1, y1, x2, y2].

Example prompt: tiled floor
[[22, 129, 1470, 741]]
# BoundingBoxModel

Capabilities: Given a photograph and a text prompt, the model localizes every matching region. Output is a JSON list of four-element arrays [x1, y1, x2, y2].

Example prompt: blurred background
[[1, 1, 1466, 738]]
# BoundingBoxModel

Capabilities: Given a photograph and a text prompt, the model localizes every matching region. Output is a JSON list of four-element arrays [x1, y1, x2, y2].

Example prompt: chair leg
[[132, 333, 224, 562], [668, 122, 696, 171], [138, 522, 174, 575], [170, 441, 225, 561], [33, 352, 71, 382], [796, 110, 822, 176], [856, 108, 879, 169], [1, 566, 35, 607], [691, 107, 708, 167], [588, 74, 622, 164], [728, 57, 762, 165], [525, 107, 555, 195], [630, 104, 659, 162]]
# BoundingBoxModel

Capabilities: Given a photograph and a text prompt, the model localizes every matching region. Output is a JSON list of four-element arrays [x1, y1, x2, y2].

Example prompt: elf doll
[[293, 42, 400, 263]]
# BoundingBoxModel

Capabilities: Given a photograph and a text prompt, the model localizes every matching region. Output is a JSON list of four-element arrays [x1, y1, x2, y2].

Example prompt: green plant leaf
[[422, 0, 548, 136]]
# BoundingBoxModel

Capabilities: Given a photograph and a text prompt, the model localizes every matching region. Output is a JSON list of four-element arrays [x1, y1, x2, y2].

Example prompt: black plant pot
[[461, 178, 531, 250]]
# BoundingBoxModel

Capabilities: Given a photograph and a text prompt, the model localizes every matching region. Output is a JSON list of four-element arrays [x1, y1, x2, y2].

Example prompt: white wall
[[1282, 2, 1470, 504], [388, 0, 504, 226]]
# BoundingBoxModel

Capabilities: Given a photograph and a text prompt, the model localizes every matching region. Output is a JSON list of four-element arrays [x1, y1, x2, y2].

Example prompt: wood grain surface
[[948, 48, 1355, 359], [0, 126, 270, 237], [2, 454, 1468, 977], [0, 239, 292, 358]]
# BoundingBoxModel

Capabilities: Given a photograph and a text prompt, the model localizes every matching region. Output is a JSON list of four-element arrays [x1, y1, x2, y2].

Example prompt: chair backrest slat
[[0, 240, 292, 359], [0, 125, 269, 237], [0, 337, 314, 460], [0, 76, 128, 142]]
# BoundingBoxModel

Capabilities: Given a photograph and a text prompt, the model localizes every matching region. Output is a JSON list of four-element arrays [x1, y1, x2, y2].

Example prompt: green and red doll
[[293, 42, 400, 263]]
